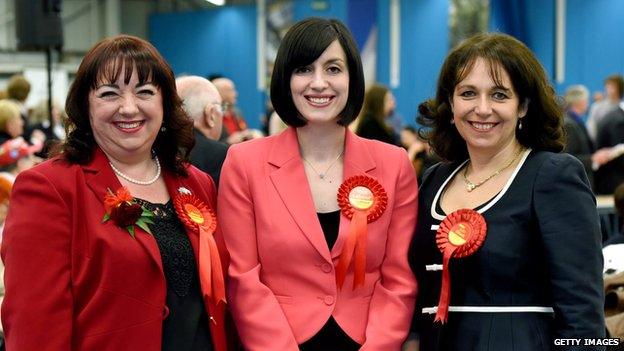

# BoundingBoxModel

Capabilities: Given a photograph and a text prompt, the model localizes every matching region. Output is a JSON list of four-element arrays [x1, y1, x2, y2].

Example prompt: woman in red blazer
[[1, 35, 233, 351], [218, 18, 418, 350]]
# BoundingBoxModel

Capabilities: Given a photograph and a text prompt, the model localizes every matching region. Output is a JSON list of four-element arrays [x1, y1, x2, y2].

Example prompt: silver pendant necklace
[[302, 150, 344, 180]]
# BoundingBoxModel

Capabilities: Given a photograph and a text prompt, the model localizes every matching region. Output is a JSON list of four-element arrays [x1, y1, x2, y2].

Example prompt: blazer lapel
[[268, 128, 332, 260], [83, 148, 164, 273], [331, 130, 376, 259]]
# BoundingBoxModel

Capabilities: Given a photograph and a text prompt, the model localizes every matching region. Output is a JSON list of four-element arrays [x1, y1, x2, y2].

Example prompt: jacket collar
[[82, 147, 193, 273], [267, 127, 376, 261]]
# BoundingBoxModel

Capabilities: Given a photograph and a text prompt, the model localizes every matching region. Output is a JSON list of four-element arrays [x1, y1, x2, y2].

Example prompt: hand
[[592, 148, 616, 169], [401, 336, 420, 351], [30, 129, 47, 146]]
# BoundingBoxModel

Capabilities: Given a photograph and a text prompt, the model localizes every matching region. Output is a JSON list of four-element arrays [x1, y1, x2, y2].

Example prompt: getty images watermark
[[554, 338, 620, 347]]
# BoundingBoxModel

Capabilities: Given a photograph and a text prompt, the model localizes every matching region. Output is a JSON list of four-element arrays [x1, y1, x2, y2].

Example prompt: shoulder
[[227, 134, 275, 158], [19, 156, 78, 184], [356, 135, 405, 158]]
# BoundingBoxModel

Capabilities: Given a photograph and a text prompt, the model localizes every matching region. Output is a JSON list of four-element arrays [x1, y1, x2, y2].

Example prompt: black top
[[410, 151, 605, 351], [298, 211, 359, 351], [595, 106, 624, 194], [136, 199, 213, 351], [189, 129, 229, 187]]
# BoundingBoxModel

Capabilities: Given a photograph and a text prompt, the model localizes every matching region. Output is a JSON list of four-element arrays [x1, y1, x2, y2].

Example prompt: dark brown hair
[[606, 74, 624, 99], [418, 32, 564, 161], [270, 17, 364, 127], [59, 34, 194, 175], [6, 75, 31, 102]]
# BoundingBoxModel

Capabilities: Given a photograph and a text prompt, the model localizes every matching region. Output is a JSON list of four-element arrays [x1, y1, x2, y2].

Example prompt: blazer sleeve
[[217, 147, 299, 351], [533, 154, 605, 342], [1, 168, 73, 350], [361, 151, 418, 350], [563, 120, 592, 171]]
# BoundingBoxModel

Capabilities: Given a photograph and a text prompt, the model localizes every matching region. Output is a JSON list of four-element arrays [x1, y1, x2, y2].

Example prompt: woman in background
[[355, 84, 399, 145]]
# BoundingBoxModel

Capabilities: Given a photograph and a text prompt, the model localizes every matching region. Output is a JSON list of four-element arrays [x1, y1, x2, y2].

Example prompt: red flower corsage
[[173, 191, 226, 306], [434, 208, 487, 323], [102, 187, 154, 237], [336, 175, 388, 289]]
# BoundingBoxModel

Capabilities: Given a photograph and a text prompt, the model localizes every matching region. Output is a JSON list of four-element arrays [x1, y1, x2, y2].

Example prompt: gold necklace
[[462, 148, 523, 192], [302, 150, 344, 180]]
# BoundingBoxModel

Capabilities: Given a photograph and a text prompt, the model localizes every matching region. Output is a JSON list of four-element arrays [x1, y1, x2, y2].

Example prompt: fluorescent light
[[206, 0, 225, 5]]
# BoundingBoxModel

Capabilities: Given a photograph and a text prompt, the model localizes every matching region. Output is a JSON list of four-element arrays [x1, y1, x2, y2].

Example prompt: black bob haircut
[[270, 17, 365, 127]]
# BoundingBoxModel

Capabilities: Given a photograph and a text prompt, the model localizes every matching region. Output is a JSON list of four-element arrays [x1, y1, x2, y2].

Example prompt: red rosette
[[434, 208, 487, 324], [335, 175, 388, 290], [174, 194, 225, 307]]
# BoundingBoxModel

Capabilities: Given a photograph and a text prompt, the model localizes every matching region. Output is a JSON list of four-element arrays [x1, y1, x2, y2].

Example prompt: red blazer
[[217, 128, 418, 350], [1, 148, 231, 351]]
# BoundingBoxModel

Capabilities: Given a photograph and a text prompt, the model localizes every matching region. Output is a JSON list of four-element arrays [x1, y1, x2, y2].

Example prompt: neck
[[296, 123, 345, 162], [195, 124, 216, 140], [467, 140, 522, 172], [105, 151, 156, 177]]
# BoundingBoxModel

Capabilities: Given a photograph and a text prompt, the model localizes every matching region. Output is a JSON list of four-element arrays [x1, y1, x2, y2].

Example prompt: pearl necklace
[[109, 157, 161, 185], [302, 150, 344, 180]]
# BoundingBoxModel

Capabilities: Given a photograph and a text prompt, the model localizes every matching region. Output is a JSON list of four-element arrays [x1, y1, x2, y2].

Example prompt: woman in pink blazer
[[218, 18, 418, 350]]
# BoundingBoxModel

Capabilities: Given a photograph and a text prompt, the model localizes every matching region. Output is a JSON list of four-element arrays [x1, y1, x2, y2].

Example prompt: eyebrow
[[95, 81, 156, 89], [325, 58, 345, 65], [455, 84, 512, 92]]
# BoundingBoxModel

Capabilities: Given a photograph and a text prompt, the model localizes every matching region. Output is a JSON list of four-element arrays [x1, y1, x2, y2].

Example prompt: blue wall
[[563, 0, 624, 95], [377, 0, 449, 126], [148, 0, 624, 129], [149, 6, 263, 129]]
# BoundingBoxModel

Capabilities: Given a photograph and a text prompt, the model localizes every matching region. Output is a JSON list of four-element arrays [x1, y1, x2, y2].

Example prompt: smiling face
[[88, 65, 163, 162], [289, 40, 350, 125], [450, 57, 527, 156]]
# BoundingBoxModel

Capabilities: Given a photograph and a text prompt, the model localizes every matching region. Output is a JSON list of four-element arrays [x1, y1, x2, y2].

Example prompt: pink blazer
[[217, 128, 418, 350], [1, 149, 232, 351]]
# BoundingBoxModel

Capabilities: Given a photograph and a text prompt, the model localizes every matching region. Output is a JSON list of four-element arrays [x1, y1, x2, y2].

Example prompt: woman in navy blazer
[[408, 33, 605, 350], [218, 18, 417, 350], [1, 35, 233, 351]]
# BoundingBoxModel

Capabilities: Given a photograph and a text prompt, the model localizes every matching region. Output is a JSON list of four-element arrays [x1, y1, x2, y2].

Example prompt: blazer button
[[321, 263, 332, 273], [323, 295, 335, 305], [163, 306, 170, 320]]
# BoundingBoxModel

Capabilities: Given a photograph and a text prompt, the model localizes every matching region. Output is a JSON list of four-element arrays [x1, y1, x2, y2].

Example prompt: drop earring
[[518, 119, 523, 130], [160, 126, 167, 132]]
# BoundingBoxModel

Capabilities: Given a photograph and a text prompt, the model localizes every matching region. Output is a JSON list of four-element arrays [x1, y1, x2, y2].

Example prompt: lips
[[469, 121, 497, 131], [113, 120, 144, 132], [305, 95, 334, 106]]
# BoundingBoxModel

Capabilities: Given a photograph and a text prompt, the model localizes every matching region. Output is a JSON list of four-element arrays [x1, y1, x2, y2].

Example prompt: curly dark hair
[[58, 34, 194, 175], [270, 17, 364, 127], [418, 32, 564, 162]]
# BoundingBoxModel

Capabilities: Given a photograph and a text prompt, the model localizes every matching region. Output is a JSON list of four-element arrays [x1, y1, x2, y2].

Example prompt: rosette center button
[[323, 295, 335, 305]]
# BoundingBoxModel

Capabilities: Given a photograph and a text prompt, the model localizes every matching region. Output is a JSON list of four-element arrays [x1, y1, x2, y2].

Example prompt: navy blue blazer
[[410, 150, 605, 351]]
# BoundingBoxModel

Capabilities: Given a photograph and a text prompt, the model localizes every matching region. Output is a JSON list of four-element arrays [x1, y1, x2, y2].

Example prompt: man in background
[[212, 77, 262, 144], [176, 75, 228, 186]]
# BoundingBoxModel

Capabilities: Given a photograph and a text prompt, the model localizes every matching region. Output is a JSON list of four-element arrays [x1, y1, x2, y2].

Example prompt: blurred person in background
[[27, 99, 66, 157], [355, 84, 400, 146], [1, 34, 234, 351], [212, 77, 263, 144], [176, 75, 229, 186], [563, 84, 596, 190], [587, 74, 624, 142], [5, 74, 31, 122]]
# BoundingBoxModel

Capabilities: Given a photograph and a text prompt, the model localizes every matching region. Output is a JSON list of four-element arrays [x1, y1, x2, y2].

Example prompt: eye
[[137, 89, 156, 96], [293, 66, 312, 74], [492, 91, 509, 100], [458, 90, 476, 98], [98, 91, 118, 98], [327, 66, 342, 74]]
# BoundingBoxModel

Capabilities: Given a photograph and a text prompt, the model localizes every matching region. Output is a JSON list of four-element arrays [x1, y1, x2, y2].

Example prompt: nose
[[118, 94, 139, 116], [310, 71, 328, 90], [474, 95, 492, 116]]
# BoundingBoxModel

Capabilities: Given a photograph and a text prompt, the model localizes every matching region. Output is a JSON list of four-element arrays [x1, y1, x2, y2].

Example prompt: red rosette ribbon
[[336, 175, 387, 290], [434, 208, 487, 323], [174, 194, 226, 307]]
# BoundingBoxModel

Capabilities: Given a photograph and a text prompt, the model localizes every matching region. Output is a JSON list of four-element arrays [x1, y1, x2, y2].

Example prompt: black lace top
[[136, 199, 213, 351]]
